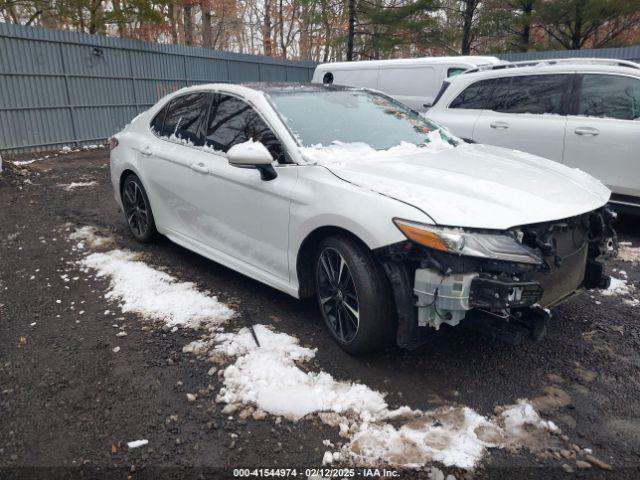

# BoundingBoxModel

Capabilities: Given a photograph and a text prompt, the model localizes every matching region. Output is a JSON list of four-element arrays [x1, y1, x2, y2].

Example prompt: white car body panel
[[472, 111, 568, 162], [110, 83, 610, 300], [427, 61, 640, 203], [319, 143, 610, 230], [564, 115, 640, 198]]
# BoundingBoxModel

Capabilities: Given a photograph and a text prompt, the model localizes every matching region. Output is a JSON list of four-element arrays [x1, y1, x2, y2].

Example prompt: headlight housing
[[393, 219, 543, 265]]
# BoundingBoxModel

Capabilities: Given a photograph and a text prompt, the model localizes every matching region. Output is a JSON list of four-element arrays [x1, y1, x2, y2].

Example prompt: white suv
[[427, 59, 640, 211]]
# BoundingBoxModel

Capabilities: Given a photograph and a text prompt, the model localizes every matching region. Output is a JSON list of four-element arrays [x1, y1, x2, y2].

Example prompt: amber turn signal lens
[[109, 137, 119, 150], [394, 221, 449, 252]]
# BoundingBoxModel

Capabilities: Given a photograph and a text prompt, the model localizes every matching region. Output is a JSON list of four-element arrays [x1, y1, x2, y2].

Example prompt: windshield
[[268, 89, 458, 151]]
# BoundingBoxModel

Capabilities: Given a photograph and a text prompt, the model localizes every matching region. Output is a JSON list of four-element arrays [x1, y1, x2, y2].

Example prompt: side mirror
[[227, 140, 277, 181], [422, 101, 433, 109]]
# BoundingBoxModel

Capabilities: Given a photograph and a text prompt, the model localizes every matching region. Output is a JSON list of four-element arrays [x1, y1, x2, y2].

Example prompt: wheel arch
[[296, 226, 372, 299], [119, 168, 139, 199]]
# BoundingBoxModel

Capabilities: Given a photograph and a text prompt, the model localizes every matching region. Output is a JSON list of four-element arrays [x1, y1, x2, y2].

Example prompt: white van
[[311, 56, 501, 111]]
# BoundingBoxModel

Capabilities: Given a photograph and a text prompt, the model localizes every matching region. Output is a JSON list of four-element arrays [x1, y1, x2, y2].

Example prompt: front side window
[[205, 94, 285, 162], [269, 88, 457, 151], [489, 74, 571, 115], [449, 79, 495, 109], [577, 74, 640, 120], [161, 93, 209, 146]]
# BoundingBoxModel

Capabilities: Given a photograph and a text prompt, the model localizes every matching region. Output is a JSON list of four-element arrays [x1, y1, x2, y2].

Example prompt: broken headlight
[[393, 219, 543, 265]]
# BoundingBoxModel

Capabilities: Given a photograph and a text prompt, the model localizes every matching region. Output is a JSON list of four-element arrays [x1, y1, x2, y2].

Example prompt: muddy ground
[[1, 148, 639, 479]]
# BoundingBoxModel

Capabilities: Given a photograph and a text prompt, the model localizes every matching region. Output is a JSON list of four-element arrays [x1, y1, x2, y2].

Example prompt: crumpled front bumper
[[378, 206, 617, 349]]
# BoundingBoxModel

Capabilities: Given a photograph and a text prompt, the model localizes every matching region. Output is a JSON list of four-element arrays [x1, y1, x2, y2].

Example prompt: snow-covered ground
[[69, 224, 577, 471], [79, 249, 234, 328]]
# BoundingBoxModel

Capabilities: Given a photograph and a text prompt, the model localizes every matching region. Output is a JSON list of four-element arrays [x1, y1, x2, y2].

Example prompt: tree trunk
[[571, 0, 585, 49], [278, 0, 286, 58], [460, 0, 478, 55], [263, 0, 273, 56], [184, 5, 194, 45], [112, 0, 126, 38], [519, 0, 534, 52], [346, 0, 355, 61], [168, 4, 179, 43], [201, 1, 212, 48], [299, 1, 310, 60]]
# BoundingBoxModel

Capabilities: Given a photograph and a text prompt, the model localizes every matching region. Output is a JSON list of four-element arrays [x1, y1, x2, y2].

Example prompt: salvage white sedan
[[110, 83, 617, 354]]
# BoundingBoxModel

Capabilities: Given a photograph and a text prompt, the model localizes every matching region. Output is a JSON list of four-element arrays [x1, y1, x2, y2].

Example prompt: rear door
[[140, 92, 209, 236], [473, 74, 571, 162], [563, 73, 640, 200]]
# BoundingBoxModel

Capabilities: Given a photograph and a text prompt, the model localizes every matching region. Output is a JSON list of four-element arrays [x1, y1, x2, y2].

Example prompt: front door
[[185, 93, 297, 282]]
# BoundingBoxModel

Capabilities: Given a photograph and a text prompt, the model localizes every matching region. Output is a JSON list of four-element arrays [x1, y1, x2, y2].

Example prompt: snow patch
[[599, 276, 635, 297], [62, 181, 97, 191], [209, 325, 563, 470], [618, 242, 640, 263], [69, 226, 113, 249], [127, 439, 148, 449], [299, 130, 452, 165], [79, 249, 234, 328], [212, 325, 387, 421]]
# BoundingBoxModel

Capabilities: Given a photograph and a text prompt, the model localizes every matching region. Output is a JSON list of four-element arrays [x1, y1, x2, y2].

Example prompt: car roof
[[315, 56, 501, 71], [457, 58, 640, 81]]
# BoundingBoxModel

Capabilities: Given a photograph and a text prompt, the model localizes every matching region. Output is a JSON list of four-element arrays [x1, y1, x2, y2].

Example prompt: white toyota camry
[[110, 83, 617, 354]]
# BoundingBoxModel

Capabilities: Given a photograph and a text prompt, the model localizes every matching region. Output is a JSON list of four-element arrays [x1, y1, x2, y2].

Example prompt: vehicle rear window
[[489, 74, 571, 115], [447, 67, 467, 77], [161, 93, 209, 146], [449, 78, 495, 109], [205, 94, 285, 162], [577, 74, 640, 120]]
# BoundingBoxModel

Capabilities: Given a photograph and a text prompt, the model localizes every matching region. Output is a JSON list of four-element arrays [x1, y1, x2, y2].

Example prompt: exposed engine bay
[[377, 206, 618, 349]]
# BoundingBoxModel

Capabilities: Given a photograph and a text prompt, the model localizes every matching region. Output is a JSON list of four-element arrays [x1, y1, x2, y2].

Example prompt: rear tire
[[314, 235, 395, 355], [121, 174, 157, 243]]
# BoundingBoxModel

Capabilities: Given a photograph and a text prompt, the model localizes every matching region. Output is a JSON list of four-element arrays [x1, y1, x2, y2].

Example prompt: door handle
[[140, 145, 153, 156], [490, 121, 509, 129], [190, 162, 209, 174], [574, 127, 599, 136]]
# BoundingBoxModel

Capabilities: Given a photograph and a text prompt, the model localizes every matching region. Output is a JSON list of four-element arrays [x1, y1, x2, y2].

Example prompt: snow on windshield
[[269, 89, 458, 152], [299, 129, 454, 164]]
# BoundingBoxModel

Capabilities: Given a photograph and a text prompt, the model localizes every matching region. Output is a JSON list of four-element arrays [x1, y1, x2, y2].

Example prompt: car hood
[[319, 143, 610, 230]]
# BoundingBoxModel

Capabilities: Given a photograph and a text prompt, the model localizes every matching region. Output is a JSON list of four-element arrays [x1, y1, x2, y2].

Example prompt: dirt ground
[[1, 148, 639, 479]]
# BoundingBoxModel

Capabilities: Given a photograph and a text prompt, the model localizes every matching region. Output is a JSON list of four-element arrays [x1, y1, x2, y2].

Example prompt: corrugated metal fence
[[496, 45, 640, 63], [0, 22, 317, 153]]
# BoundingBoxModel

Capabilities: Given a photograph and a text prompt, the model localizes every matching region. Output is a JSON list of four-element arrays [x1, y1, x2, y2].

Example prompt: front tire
[[121, 174, 157, 243], [314, 235, 395, 355]]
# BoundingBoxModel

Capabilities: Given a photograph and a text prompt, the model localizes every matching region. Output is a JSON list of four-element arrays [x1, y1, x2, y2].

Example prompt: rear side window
[[449, 78, 495, 109], [577, 74, 640, 120], [150, 105, 167, 134], [161, 93, 210, 146], [205, 94, 285, 162], [490, 74, 571, 115]]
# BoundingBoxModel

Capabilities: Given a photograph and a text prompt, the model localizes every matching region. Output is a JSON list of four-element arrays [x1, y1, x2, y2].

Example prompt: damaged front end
[[377, 207, 618, 349]]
